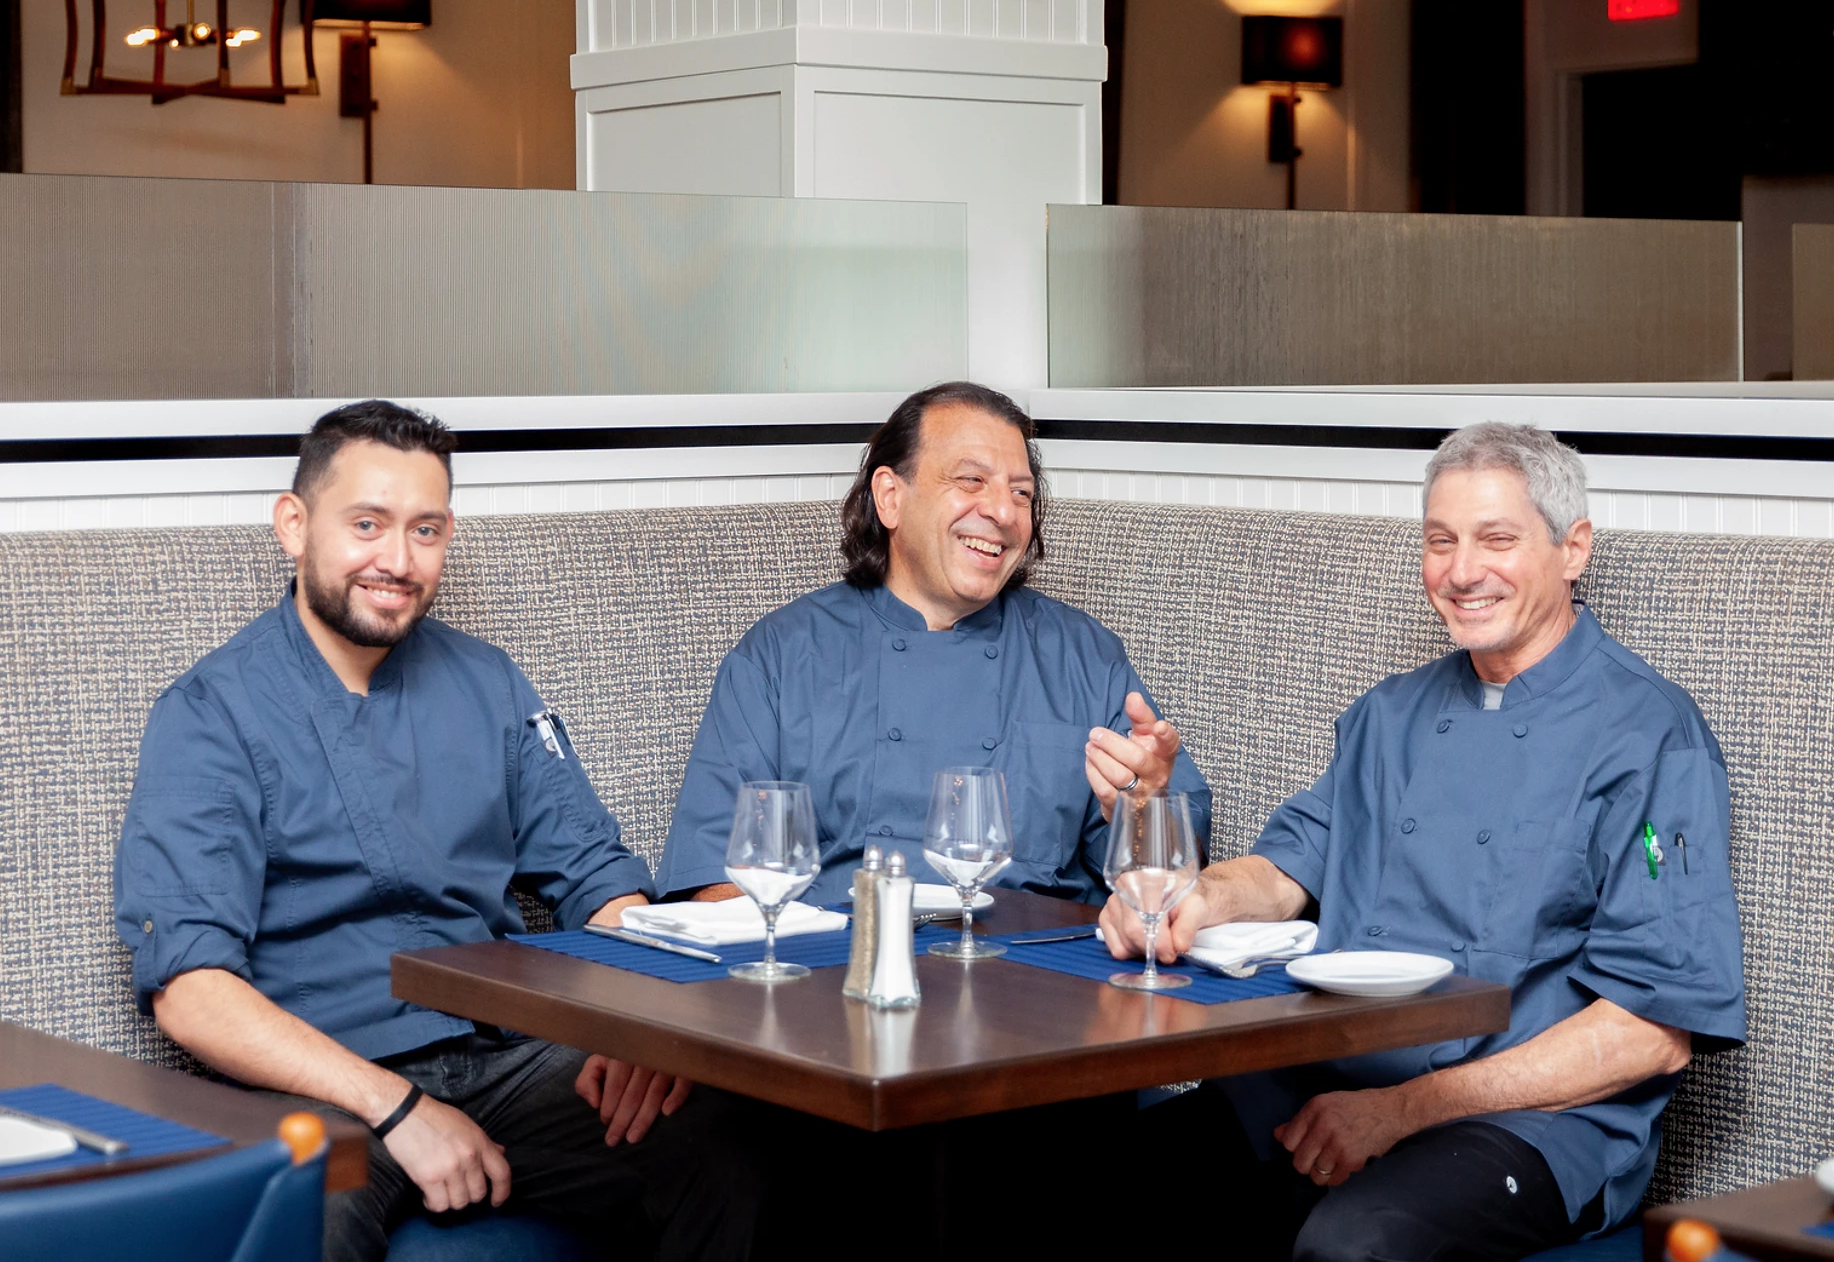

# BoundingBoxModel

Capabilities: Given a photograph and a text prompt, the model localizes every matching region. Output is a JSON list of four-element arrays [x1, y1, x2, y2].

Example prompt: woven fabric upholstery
[[1, 498, 1829, 1206]]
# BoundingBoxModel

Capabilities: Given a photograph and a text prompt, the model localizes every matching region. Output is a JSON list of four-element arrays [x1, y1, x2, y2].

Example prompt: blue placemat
[[1805, 1220, 1834, 1241], [0, 1083, 230, 1181], [988, 933, 1307, 1004], [511, 925, 956, 983]]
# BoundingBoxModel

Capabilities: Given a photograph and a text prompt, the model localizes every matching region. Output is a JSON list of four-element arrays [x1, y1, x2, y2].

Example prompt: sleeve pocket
[[123, 775, 237, 897]]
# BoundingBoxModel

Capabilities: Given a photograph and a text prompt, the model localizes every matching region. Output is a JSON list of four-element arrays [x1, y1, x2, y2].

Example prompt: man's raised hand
[[1085, 691, 1183, 823]]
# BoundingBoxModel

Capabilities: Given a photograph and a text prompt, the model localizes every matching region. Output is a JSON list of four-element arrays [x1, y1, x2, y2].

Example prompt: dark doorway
[[1581, 64, 1739, 220], [1410, 0, 1525, 214], [1103, 0, 1126, 204], [2, 0, 20, 173]]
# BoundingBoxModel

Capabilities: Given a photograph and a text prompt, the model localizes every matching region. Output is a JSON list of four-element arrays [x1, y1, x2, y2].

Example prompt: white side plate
[[843, 884, 993, 913], [1286, 951, 1455, 997]]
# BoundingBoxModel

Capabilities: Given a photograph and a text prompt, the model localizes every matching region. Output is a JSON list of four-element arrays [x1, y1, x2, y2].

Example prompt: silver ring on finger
[[1120, 773, 1141, 793]]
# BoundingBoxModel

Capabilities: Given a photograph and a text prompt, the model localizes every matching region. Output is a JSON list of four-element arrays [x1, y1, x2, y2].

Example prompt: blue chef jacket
[[1232, 606, 1746, 1232], [654, 582, 1213, 905], [114, 588, 655, 1061]]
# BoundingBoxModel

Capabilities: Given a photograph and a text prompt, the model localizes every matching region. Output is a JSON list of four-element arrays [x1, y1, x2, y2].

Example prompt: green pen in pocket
[[1642, 821, 1664, 879]]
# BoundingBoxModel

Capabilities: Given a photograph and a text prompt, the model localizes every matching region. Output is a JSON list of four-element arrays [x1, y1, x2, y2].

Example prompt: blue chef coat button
[[1366, 925, 1385, 937], [1451, 939, 1466, 951], [1513, 722, 1528, 738], [888, 728, 902, 741], [1436, 720, 1452, 733], [1400, 818, 1417, 834], [892, 638, 907, 651], [985, 646, 999, 659], [879, 825, 893, 836], [982, 737, 998, 750], [1477, 829, 1491, 844]]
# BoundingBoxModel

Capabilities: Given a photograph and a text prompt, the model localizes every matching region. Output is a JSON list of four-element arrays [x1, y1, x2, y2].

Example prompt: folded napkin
[[0, 1115, 79, 1166], [620, 900, 848, 947], [1186, 920, 1318, 970]]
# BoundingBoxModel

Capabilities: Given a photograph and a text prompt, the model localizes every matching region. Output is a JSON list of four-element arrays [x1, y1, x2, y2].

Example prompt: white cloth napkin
[[620, 900, 848, 947], [1185, 920, 1318, 970], [0, 1116, 78, 1166]]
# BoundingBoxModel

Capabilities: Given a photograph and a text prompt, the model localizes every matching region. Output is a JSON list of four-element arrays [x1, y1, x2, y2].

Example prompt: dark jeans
[[1138, 1082, 1604, 1262], [263, 1032, 764, 1262]]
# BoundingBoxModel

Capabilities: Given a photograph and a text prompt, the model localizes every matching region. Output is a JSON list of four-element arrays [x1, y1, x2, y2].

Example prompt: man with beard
[[114, 401, 760, 1262], [1100, 423, 1746, 1261]]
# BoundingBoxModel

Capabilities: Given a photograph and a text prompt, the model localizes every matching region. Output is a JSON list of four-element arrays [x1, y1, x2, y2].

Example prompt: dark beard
[[300, 563, 431, 649]]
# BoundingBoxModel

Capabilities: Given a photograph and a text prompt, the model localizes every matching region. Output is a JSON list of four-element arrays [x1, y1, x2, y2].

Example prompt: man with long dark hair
[[652, 380, 1211, 905]]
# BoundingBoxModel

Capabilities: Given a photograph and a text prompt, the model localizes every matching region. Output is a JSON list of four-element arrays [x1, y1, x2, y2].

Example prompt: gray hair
[[1423, 422, 1589, 542]]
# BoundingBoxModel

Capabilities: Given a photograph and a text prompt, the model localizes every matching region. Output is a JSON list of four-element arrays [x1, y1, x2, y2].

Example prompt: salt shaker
[[868, 851, 921, 1010], [841, 846, 884, 1001]]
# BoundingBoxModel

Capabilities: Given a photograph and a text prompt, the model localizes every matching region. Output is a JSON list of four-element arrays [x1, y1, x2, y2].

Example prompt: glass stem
[[1141, 916, 1161, 985], [960, 896, 976, 954], [762, 906, 779, 970]]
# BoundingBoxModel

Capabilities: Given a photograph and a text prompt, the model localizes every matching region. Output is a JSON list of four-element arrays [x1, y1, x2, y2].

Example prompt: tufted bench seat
[[3, 499, 1831, 1249]]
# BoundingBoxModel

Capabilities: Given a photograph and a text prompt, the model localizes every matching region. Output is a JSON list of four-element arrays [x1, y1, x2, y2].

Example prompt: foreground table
[[1643, 1176, 1834, 1262], [0, 1021, 368, 1192], [394, 891, 1509, 1130]]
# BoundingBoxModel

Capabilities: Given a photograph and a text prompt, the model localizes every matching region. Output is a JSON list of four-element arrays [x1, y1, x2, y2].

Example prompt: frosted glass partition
[[1795, 224, 1834, 382], [0, 175, 968, 401], [1047, 205, 1742, 388]]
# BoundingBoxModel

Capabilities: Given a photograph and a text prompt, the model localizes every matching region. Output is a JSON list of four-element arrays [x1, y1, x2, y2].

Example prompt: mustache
[[348, 572, 424, 597]]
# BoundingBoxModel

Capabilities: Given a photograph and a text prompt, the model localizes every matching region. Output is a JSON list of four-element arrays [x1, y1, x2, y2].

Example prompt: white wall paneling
[[8, 387, 1834, 538]]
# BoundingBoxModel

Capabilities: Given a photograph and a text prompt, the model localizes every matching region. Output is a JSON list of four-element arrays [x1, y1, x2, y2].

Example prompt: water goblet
[[1104, 790, 1200, 990], [723, 781, 821, 983], [922, 767, 1014, 961]]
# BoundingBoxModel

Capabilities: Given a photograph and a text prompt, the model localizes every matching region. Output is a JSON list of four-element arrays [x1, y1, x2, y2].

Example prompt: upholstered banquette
[[2, 499, 1831, 1213]]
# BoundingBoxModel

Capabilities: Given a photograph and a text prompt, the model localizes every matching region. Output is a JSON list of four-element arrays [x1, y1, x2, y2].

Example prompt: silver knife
[[0, 1103, 130, 1156], [584, 924, 723, 964]]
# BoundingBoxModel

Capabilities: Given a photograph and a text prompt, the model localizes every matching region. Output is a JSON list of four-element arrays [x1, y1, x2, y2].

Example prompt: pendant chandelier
[[61, 0, 321, 105]]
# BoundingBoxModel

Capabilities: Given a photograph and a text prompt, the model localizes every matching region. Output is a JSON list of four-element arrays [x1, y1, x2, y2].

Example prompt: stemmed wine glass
[[1104, 790, 1200, 990], [922, 767, 1014, 961], [723, 781, 821, 984]]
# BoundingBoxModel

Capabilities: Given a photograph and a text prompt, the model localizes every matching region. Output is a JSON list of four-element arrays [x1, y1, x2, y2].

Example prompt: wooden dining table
[[392, 890, 1510, 1131], [0, 1021, 369, 1192]]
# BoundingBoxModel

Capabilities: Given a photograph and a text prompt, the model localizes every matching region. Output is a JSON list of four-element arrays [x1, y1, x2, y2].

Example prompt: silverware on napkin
[[0, 1103, 130, 1156]]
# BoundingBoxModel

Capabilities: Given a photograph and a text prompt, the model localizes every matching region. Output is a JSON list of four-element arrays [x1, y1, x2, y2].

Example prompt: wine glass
[[723, 781, 821, 983], [922, 767, 1014, 961], [1104, 790, 1200, 990]]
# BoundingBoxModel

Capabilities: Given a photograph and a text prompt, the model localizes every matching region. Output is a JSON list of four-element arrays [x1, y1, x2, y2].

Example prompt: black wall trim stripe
[[3, 418, 1832, 464]]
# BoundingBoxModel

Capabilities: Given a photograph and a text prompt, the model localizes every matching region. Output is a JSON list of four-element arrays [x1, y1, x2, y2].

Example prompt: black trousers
[[263, 1033, 766, 1262], [1138, 1082, 1603, 1262]]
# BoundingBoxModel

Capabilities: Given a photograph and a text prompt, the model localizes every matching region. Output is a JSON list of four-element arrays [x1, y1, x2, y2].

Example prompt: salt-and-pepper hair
[[1423, 422, 1589, 542]]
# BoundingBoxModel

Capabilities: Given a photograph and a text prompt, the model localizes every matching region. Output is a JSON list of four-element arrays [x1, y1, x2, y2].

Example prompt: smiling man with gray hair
[[1103, 421, 1747, 1261]]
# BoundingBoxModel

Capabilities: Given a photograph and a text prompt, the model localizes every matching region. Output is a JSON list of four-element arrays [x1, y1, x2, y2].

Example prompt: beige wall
[[22, 2, 574, 189], [1116, 0, 1409, 213]]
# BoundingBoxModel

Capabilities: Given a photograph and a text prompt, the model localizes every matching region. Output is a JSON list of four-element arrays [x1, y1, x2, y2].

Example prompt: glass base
[[928, 938, 1007, 961], [1108, 970, 1191, 990], [729, 960, 811, 984]]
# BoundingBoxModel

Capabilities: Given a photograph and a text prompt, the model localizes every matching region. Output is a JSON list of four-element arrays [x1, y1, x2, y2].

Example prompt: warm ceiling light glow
[[1608, 0, 1680, 19], [224, 27, 261, 47], [193, 22, 211, 39], [123, 26, 159, 45]]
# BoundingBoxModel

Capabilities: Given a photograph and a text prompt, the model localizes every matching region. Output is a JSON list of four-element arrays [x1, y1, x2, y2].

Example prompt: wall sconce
[[309, 0, 429, 185], [62, 0, 319, 104], [1241, 15, 1343, 210]]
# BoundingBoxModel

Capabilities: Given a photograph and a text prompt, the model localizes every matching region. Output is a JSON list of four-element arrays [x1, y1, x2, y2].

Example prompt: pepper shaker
[[842, 846, 884, 1001]]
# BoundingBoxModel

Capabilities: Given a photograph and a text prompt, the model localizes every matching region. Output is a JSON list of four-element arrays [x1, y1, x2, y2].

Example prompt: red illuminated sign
[[1608, 0, 1680, 19]]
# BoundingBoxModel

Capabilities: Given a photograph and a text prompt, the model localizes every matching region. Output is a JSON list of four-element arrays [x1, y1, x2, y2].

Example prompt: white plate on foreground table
[[1816, 1155, 1834, 1197], [1286, 952, 1455, 997], [842, 884, 994, 913]]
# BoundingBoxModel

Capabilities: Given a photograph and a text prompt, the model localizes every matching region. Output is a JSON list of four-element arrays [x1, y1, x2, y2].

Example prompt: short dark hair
[[840, 381, 1048, 589], [292, 400, 457, 503]]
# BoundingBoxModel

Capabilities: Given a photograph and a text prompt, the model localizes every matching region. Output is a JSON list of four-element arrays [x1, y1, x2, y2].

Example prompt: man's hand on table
[[384, 1091, 512, 1212], [574, 893, 695, 1146], [1085, 691, 1183, 823], [1274, 1087, 1412, 1188], [1100, 856, 1310, 962], [1099, 878, 1218, 963]]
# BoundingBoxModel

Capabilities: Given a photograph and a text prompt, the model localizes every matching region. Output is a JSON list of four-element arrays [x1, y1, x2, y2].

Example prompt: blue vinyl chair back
[[0, 1137, 325, 1262]]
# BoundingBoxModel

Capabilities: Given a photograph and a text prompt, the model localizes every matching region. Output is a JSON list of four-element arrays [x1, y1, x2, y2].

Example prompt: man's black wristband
[[371, 1083, 425, 1140]]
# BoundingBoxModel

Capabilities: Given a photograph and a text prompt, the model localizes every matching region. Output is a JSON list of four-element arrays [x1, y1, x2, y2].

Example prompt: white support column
[[571, 1, 1107, 393]]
